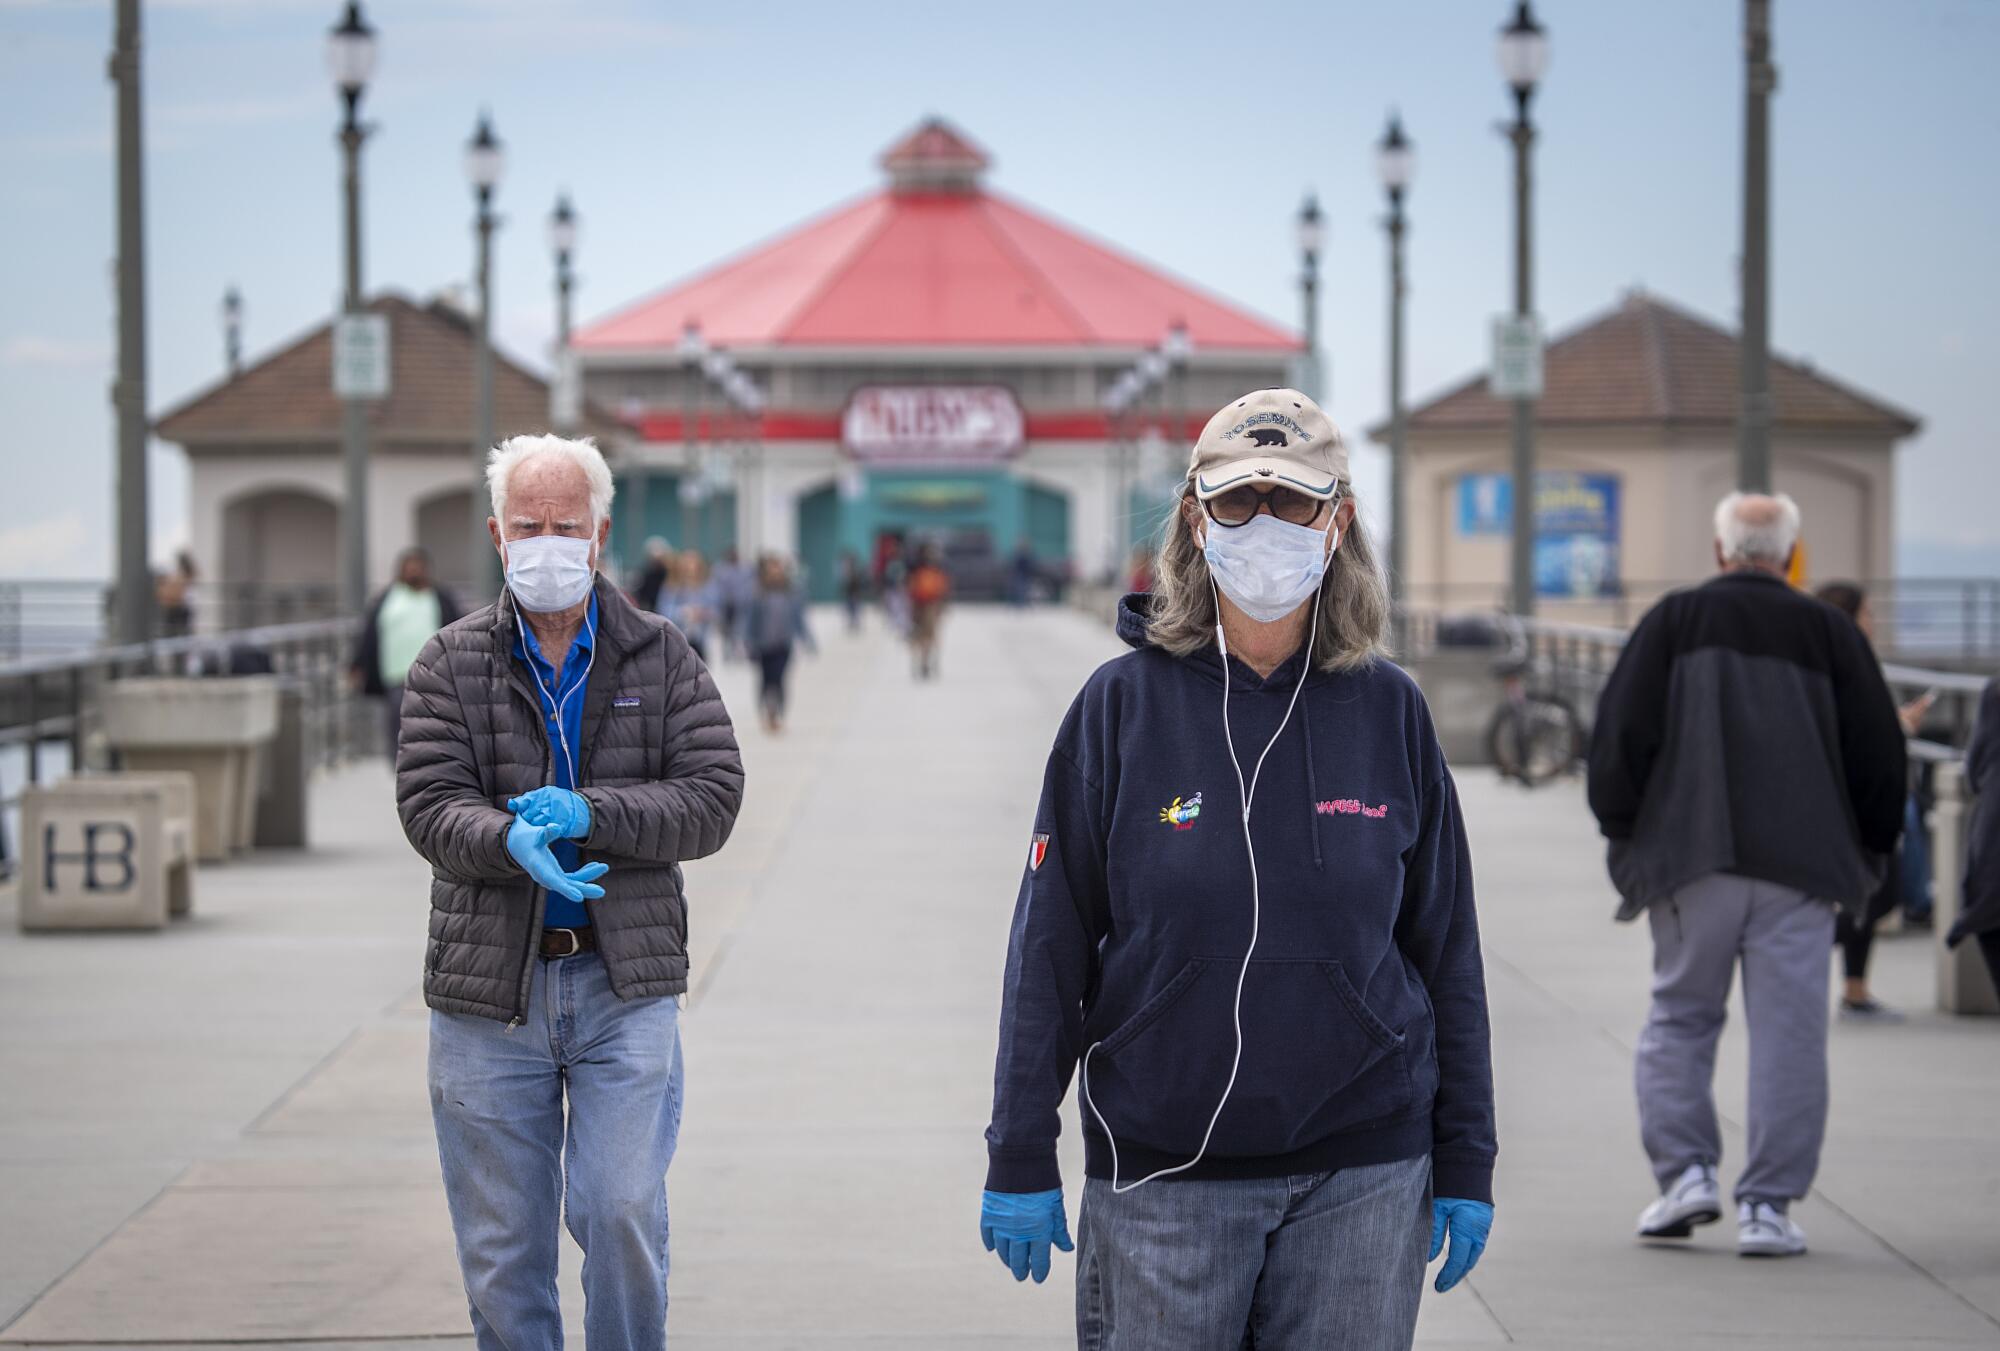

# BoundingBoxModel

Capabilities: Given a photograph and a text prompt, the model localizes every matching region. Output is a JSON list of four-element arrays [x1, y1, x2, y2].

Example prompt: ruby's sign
[[841, 385, 1024, 463]]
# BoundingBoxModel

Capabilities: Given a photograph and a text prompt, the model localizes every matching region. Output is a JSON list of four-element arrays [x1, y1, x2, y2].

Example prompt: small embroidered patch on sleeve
[[1030, 833, 1050, 871]]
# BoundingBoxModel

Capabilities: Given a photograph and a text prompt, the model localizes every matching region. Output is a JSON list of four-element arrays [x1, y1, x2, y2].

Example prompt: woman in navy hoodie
[[979, 389, 1496, 1350]]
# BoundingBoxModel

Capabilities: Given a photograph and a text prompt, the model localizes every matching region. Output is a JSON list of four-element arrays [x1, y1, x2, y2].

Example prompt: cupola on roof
[[574, 118, 1300, 355], [880, 116, 990, 193]]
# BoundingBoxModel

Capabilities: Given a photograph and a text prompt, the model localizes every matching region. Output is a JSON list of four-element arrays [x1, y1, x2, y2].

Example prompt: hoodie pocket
[[1086, 958, 1418, 1159]]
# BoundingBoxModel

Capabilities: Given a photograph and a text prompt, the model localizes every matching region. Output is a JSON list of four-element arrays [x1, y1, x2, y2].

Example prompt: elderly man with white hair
[[1586, 491, 1905, 1259], [396, 433, 744, 1345]]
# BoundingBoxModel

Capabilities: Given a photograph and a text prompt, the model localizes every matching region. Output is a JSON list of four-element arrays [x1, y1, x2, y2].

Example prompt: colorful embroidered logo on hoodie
[[1029, 833, 1050, 871], [1158, 793, 1204, 831], [1316, 798, 1387, 819]]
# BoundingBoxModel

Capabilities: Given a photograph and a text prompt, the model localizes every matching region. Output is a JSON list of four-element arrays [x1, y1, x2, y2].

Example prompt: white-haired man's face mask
[[487, 455, 609, 613]]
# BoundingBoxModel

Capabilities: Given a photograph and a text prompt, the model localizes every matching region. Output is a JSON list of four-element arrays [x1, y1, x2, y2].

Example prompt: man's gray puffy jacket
[[396, 576, 744, 1023]]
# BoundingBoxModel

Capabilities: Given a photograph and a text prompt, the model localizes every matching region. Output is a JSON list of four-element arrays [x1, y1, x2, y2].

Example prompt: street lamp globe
[[325, 2, 377, 100], [1161, 319, 1192, 363], [463, 113, 504, 195], [547, 193, 578, 256], [1496, 1, 1549, 97], [1376, 113, 1414, 195], [1295, 194, 1324, 259], [220, 286, 242, 332], [678, 319, 706, 360]]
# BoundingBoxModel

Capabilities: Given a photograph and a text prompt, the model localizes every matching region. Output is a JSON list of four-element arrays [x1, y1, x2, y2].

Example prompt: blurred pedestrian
[[839, 549, 867, 633], [879, 536, 912, 636], [1815, 580, 1935, 1020], [1588, 493, 1906, 1258], [981, 389, 1494, 1344], [657, 550, 719, 664], [398, 433, 743, 1345], [349, 548, 462, 758], [1049, 555, 1074, 606], [155, 551, 196, 637], [1126, 544, 1154, 596], [1947, 676, 2000, 993], [907, 543, 950, 679], [1008, 538, 1036, 607], [630, 536, 672, 613], [713, 547, 752, 661], [742, 553, 813, 732]]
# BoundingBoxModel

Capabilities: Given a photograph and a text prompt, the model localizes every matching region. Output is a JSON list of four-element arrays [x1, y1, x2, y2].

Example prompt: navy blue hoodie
[[984, 596, 1496, 1203]]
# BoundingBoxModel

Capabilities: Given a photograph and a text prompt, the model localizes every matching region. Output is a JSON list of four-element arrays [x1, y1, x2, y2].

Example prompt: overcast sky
[[2, 0, 1995, 579]]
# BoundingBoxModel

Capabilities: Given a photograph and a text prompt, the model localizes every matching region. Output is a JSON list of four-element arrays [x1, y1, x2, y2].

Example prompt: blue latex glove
[[1429, 1197, 1493, 1293], [505, 817, 608, 903], [980, 1189, 1073, 1284], [507, 786, 591, 841]]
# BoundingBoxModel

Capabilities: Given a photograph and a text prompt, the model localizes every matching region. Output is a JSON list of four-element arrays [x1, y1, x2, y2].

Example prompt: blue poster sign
[[1456, 471, 1621, 598]]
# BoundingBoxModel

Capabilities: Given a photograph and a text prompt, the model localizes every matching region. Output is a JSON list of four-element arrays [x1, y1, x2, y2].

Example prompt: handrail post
[[1932, 761, 2000, 1015], [24, 675, 40, 786]]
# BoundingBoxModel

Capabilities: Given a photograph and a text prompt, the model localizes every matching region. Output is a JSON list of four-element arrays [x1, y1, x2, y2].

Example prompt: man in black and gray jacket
[[398, 434, 743, 1344], [1587, 492, 1904, 1260]]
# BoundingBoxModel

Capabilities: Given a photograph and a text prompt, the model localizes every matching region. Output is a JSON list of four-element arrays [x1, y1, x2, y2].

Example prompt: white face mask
[[1201, 511, 1339, 624], [504, 533, 595, 612]]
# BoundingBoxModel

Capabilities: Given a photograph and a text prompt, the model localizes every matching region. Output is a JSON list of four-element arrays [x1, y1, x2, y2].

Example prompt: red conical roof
[[575, 120, 1299, 355]]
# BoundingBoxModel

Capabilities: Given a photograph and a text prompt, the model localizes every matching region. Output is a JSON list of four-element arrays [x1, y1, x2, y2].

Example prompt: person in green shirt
[[349, 548, 462, 758]]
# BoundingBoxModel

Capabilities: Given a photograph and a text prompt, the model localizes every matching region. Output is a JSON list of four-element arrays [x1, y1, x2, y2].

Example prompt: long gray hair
[[1145, 480, 1391, 671]]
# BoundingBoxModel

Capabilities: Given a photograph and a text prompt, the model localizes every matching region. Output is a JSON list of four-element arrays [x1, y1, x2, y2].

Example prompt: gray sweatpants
[[1635, 872, 1834, 1205]]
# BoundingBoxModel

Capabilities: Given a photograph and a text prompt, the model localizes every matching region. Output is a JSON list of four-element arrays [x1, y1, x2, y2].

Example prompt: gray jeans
[[1636, 872, 1834, 1205], [1076, 1155, 1431, 1351]]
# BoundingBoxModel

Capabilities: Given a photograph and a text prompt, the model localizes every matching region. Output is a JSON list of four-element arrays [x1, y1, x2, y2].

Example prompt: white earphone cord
[[518, 608, 597, 786], [1079, 576, 1322, 1193]]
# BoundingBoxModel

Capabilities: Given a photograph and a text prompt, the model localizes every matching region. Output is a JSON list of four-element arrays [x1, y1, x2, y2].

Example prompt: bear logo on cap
[[1247, 428, 1289, 448]]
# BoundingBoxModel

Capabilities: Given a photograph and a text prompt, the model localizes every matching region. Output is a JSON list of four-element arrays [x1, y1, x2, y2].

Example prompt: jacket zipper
[[505, 655, 558, 1029]]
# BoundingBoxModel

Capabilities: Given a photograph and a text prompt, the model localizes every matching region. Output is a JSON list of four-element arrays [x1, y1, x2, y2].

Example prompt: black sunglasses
[[1200, 484, 1338, 529]]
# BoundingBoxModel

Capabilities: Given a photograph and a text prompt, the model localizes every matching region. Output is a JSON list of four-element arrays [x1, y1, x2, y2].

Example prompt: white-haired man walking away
[[396, 434, 743, 1345], [1586, 493, 1905, 1258]]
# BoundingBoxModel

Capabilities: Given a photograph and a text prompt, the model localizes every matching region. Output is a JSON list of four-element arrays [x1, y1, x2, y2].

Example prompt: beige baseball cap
[[1187, 388, 1348, 500]]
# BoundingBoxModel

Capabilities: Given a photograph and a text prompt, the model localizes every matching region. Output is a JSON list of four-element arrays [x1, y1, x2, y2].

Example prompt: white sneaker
[[1637, 1163, 1722, 1239], [1737, 1200, 1807, 1257]]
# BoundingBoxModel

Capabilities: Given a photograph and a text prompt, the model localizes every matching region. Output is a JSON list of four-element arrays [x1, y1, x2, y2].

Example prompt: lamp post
[[110, 0, 150, 643], [698, 347, 735, 555], [464, 112, 504, 598], [1377, 112, 1414, 612], [1497, 0, 1548, 617], [1139, 347, 1170, 492], [730, 372, 765, 556], [1102, 378, 1132, 578], [1738, 0, 1776, 491], [326, 1, 376, 617], [1296, 194, 1323, 399], [548, 192, 578, 434], [676, 320, 705, 552], [1162, 319, 1192, 455], [221, 286, 243, 376]]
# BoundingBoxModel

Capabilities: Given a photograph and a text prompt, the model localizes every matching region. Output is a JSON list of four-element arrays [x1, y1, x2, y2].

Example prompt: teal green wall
[[794, 468, 1075, 602], [610, 471, 736, 575]]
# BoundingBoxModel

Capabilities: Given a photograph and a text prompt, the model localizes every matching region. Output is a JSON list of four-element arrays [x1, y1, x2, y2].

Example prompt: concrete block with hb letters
[[19, 773, 196, 931]]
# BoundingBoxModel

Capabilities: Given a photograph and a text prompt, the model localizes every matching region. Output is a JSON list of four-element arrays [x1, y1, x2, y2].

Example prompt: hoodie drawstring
[[1301, 685, 1324, 871]]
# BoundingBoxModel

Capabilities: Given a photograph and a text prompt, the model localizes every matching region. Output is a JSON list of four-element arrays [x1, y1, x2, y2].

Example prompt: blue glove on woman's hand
[[507, 785, 591, 841], [505, 817, 608, 903], [1429, 1197, 1493, 1293], [980, 1188, 1074, 1284]]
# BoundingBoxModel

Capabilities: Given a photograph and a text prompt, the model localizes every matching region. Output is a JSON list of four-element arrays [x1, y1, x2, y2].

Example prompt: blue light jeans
[[1076, 1155, 1432, 1351], [428, 950, 684, 1350]]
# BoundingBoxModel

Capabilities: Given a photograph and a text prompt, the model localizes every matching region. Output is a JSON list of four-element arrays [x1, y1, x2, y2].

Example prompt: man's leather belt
[[539, 927, 596, 958]]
